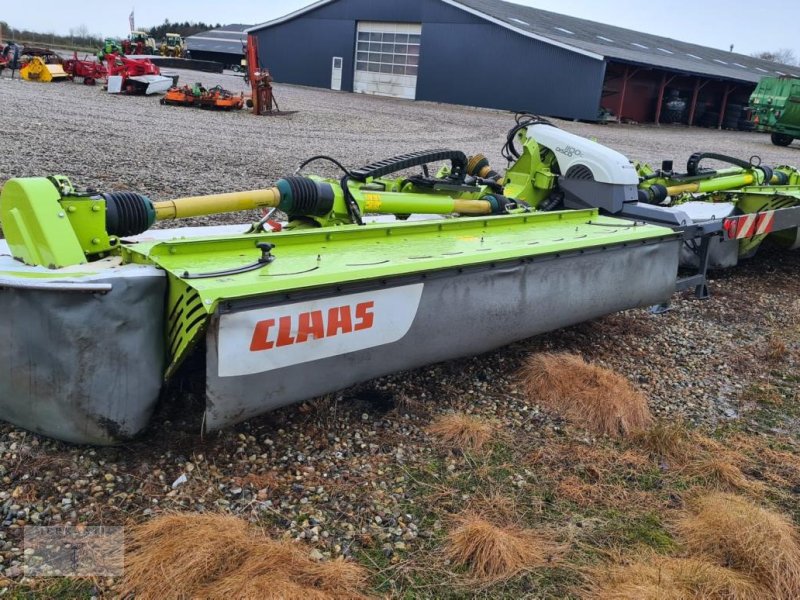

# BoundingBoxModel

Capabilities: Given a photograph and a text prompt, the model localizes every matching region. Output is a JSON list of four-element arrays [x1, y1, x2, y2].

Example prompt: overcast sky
[[2, 0, 799, 58]]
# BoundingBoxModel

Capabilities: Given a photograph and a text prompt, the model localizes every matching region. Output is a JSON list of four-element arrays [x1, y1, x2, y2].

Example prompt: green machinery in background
[[749, 76, 800, 147]]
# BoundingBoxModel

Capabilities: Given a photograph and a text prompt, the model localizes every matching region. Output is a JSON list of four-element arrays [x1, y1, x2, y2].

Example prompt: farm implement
[[104, 53, 174, 95], [18, 48, 68, 83], [161, 83, 245, 110], [63, 52, 107, 86], [749, 76, 800, 147], [1, 116, 799, 444]]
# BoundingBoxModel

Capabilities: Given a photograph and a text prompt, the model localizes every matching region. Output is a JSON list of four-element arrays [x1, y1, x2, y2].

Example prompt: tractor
[[160, 33, 186, 58]]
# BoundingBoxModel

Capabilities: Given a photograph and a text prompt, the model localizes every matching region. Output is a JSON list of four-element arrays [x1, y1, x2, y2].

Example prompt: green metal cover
[[750, 77, 800, 135]]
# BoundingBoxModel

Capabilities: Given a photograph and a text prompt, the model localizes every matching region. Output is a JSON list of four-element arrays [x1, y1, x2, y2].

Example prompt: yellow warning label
[[364, 194, 382, 211]]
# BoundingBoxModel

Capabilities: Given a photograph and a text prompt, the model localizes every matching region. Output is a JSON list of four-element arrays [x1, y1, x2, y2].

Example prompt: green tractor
[[96, 38, 123, 60]]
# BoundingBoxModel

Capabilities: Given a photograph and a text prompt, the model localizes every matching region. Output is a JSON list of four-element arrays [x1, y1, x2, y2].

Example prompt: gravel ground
[[0, 68, 799, 595]]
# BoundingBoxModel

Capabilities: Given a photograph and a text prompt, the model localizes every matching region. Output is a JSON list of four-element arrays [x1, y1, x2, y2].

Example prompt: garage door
[[354, 22, 421, 100]]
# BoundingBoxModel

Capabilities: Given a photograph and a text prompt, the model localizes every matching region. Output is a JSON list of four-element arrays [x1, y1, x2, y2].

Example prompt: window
[[354, 27, 421, 77]]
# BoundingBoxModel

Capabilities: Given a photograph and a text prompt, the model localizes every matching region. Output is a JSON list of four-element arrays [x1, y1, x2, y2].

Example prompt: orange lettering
[[296, 310, 325, 343], [327, 305, 353, 336], [250, 319, 275, 351], [354, 301, 375, 331], [276, 315, 295, 347]]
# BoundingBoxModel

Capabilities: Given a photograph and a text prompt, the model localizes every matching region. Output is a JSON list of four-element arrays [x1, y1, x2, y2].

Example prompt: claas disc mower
[[1, 115, 799, 445]]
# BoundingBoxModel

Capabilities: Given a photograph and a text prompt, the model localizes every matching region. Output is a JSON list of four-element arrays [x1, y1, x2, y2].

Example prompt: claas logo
[[250, 301, 375, 351]]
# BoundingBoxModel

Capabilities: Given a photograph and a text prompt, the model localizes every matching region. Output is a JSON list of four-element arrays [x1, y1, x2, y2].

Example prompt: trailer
[[749, 76, 800, 147], [1, 116, 799, 444]]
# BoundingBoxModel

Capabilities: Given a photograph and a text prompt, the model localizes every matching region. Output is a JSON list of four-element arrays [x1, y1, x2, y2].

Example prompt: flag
[[129, 10, 135, 32]]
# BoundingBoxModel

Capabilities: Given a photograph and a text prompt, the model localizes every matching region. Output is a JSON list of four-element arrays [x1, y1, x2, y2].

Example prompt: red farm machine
[[63, 52, 107, 85], [104, 53, 174, 95], [245, 34, 292, 115]]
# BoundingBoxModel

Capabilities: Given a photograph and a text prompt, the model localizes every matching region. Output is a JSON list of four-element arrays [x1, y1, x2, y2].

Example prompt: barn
[[247, 0, 799, 125], [185, 24, 250, 67]]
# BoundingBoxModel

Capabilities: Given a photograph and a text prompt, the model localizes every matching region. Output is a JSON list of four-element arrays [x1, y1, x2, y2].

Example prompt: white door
[[331, 56, 342, 91], [353, 22, 421, 100]]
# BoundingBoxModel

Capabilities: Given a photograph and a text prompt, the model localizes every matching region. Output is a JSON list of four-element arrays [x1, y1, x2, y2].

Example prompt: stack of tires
[[695, 103, 753, 131], [661, 91, 687, 124], [722, 104, 753, 131]]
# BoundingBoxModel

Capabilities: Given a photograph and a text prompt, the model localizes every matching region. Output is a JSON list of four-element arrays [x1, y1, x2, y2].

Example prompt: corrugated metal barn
[[247, 0, 800, 124], [186, 25, 250, 66]]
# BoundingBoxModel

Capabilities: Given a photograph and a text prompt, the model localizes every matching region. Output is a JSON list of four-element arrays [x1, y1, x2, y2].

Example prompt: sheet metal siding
[[256, 0, 602, 118], [255, 0, 494, 94], [256, 18, 356, 89], [254, 0, 483, 90], [416, 22, 604, 119]]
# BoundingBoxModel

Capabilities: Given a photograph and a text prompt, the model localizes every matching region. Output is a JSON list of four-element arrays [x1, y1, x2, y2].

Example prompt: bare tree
[[751, 48, 799, 66]]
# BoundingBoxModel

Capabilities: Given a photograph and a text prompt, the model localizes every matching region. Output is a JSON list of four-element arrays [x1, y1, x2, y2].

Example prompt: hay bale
[[520, 353, 652, 437]]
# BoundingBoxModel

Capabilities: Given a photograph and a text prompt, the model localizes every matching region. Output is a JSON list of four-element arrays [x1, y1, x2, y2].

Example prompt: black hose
[[294, 155, 354, 177], [501, 112, 557, 163]]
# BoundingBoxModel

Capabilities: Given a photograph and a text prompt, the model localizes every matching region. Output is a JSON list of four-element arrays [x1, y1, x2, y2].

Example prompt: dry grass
[[632, 421, 694, 464], [121, 513, 369, 600], [633, 422, 762, 493], [428, 413, 497, 452], [587, 555, 766, 599], [676, 493, 800, 599], [520, 353, 652, 437], [680, 457, 763, 493], [765, 335, 789, 363], [445, 512, 555, 583]]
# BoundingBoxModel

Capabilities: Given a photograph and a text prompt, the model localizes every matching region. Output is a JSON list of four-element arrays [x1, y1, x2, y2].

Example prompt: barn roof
[[247, 0, 799, 83], [185, 24, 251, 55]]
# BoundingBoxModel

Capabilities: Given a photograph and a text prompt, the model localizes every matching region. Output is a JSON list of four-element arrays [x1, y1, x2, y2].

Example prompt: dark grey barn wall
[[254, 0, 481, 91], [255, 18, 357, 90], [254, 0, 605, 119], [417, 23, 604, 119]]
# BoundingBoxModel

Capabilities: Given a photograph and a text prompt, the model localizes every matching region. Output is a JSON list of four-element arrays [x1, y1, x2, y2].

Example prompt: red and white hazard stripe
[[722, 211, 776, 240]]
